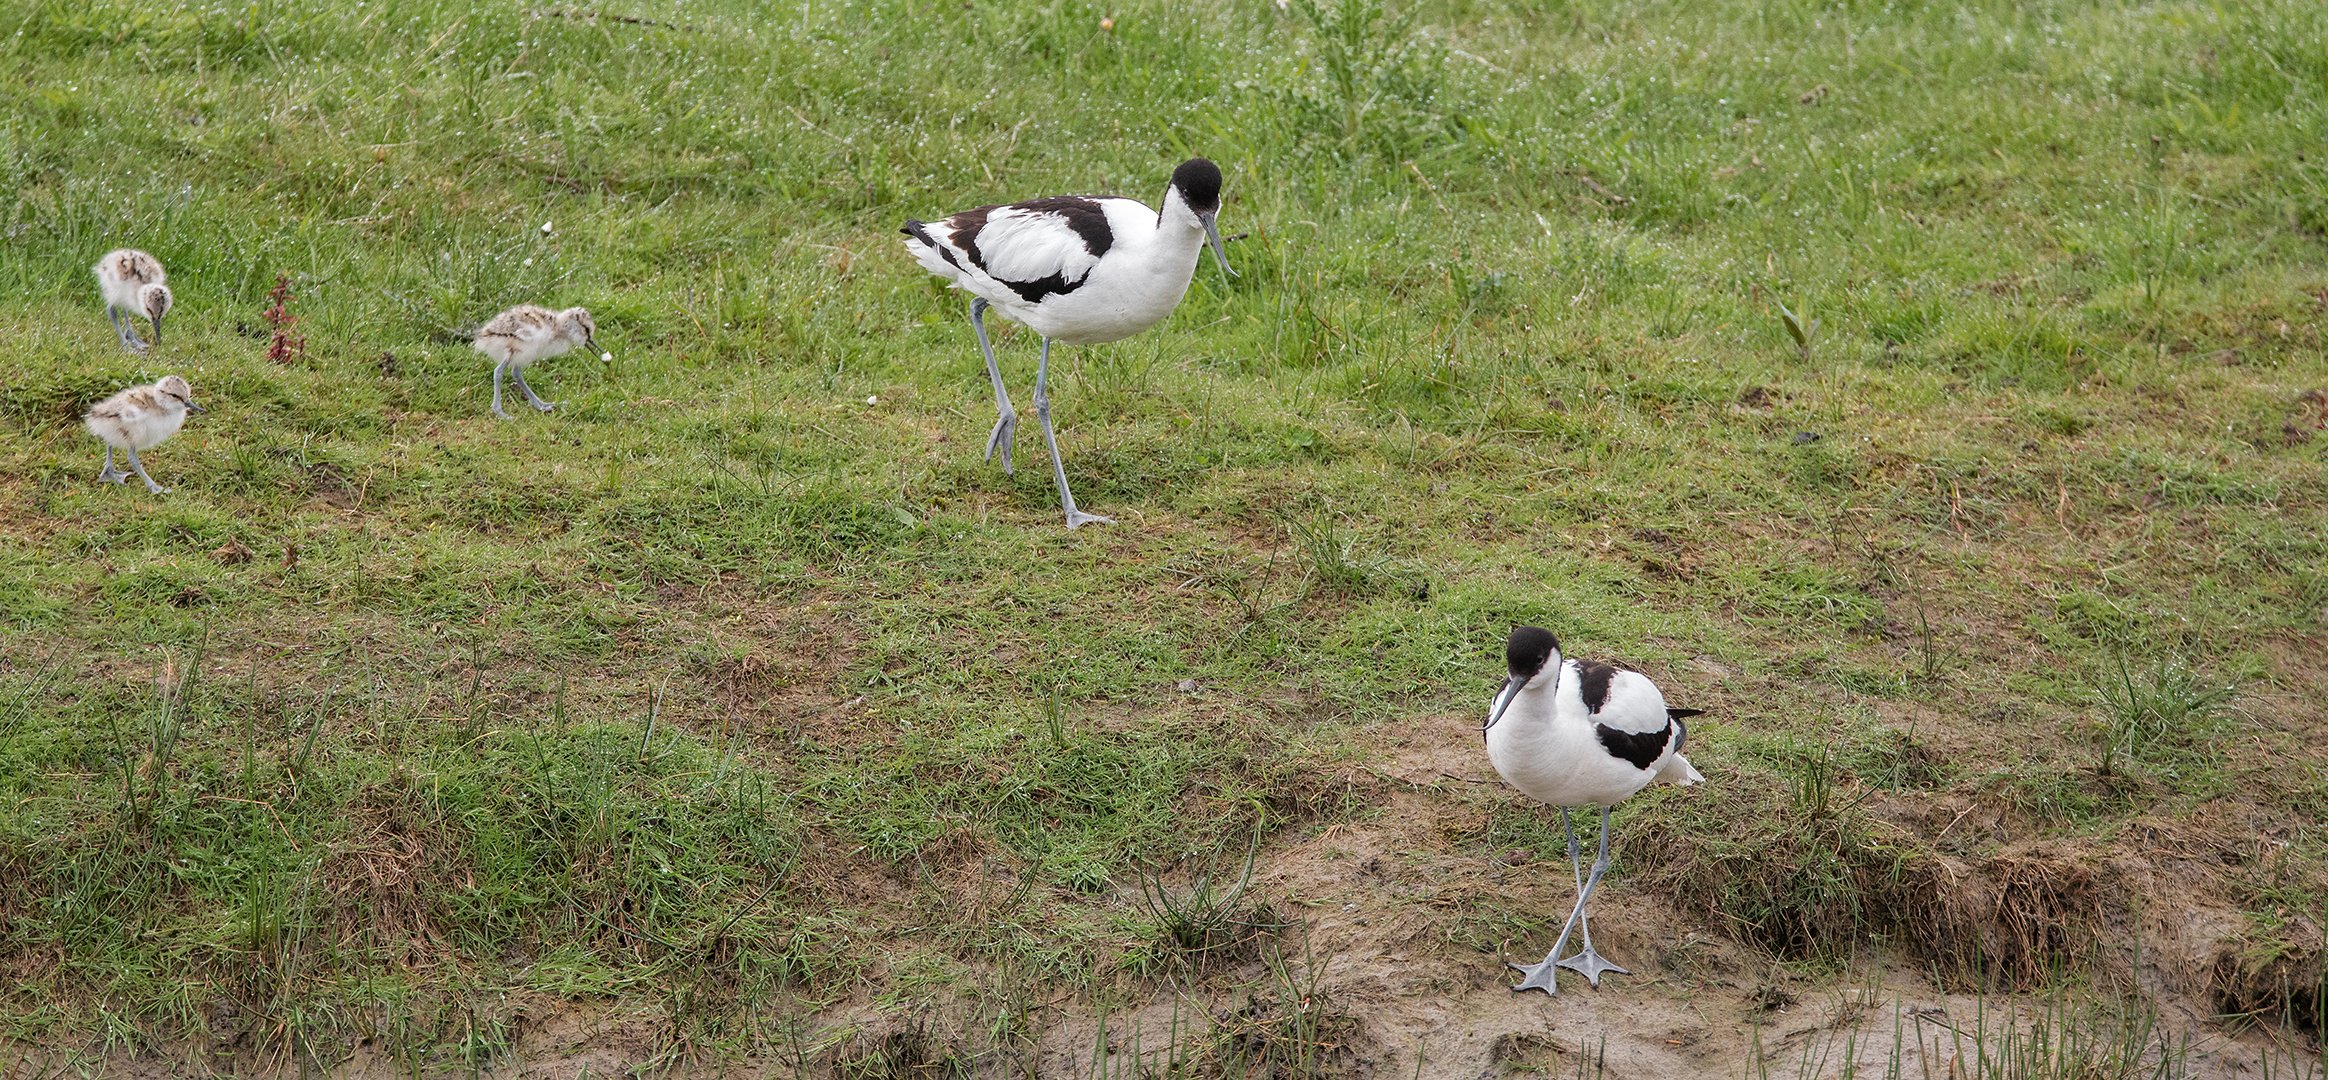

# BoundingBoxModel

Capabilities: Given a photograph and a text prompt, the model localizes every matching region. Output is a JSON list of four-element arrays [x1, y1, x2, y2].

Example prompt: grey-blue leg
[[1556, 807, 1631, 985], [1510, 807, 1628, 994], [970, 297, 1016, 473], [492, 360, 513, 420], [1510, 809, 1586, 994], [108, 306, 147, 353], [122, 444, 167, 494], [1031, 337, 1110, 530], [512, 366, 556, 412], [97, 445, 128, 484], [1565, 808, 1584, 895]]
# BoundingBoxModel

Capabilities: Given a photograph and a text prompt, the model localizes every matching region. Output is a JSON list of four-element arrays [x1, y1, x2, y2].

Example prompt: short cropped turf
[[1, 0, 2324, 1072]]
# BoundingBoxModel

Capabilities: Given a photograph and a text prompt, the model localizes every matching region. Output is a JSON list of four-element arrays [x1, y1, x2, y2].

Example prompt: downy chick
[[86, 374, 204, 494]]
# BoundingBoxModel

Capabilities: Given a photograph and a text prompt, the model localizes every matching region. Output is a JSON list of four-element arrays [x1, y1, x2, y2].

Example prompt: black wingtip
[[1666, 707, 1705, 720], [901, 219, 962, 271]]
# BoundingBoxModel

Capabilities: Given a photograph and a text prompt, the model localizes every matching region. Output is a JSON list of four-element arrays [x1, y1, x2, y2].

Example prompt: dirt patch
[[683, 586, 874, 746], [1012, 710, 1771, 1076], [316, 771, 464, 967], [2211, 926, 2328, 1041], [337, 999, 663, 1079], [1003, 711, 2298, 1078], [1899, 850, 2109, 991]]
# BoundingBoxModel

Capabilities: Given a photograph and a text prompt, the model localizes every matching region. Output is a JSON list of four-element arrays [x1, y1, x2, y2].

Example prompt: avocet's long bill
[[1484, 664, 1565, 732], [1484, 675, 1525, 731], [1200, 209, 1236, 279]]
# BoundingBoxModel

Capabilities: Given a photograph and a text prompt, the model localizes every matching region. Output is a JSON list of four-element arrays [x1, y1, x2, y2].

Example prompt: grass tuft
[[1642, 754, 2105, 991], [831, 1017, 970, 1080], [1130, 833, 1283, 976], [1207, 942, 1359, 1078], [2095, 657, 2240, 781]]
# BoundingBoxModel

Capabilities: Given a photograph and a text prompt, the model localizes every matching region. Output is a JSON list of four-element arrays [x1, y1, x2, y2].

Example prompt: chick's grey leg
[[108, 306, 147, 352], [512, 366, 556, 412], [122, 445, 167, 494], [97, 444, 128, 484]]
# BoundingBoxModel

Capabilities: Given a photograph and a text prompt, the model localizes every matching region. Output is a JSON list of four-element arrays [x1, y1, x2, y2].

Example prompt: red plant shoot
[[262, 274, 306, 364]]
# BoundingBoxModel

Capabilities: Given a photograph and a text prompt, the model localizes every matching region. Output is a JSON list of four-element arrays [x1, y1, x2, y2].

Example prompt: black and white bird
[[472, 304, 605, 420], [901, 158, 1236, 529], [1483, 625, 1704, 996], [94, 249, 172, 353]]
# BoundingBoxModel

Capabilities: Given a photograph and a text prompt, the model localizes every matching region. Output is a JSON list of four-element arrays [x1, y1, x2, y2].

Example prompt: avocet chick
[[93, 249, 172, 353], [85, 375, 204, 494], [473, 304, 603, 419]]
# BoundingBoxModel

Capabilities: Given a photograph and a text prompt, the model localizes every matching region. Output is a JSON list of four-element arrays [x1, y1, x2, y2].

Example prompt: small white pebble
[[521, 257, 533, 266], [600, 352, 613, 362], [539, 220, 553, 234], [865, 394, 879, 405]]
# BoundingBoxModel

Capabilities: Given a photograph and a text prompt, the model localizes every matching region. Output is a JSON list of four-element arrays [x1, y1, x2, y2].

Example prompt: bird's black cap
[[1506, 626, 1560, 677], [1171, 158, 1223, 213]]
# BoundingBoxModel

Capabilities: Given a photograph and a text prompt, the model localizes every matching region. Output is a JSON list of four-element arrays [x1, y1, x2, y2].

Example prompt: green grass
[[2, 0, 2326, 1070]]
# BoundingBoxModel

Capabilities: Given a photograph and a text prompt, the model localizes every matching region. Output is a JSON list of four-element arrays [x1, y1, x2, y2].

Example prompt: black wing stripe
[[1574, 659, 1623, 713], [949, 205, 998, 273], [1595, 722, 1674, 771], [1001, 272, 1077, 303], [1000, 196, 1114, 260], [950, 197, 1116, 303]]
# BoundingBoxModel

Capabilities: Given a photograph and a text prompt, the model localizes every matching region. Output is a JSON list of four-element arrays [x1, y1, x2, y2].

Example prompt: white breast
[[99, 277, 143, 311], [1486, 697, 1664, 809], [513, 335, 576, 368], [132, 409, 188, 450]]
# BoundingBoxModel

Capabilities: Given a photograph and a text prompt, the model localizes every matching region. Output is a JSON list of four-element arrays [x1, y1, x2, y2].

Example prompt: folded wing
[[906, 196, 1118, 304]]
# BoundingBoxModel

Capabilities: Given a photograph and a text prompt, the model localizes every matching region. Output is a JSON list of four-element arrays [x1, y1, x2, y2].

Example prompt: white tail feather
[[1657, 753, 1704, 786]]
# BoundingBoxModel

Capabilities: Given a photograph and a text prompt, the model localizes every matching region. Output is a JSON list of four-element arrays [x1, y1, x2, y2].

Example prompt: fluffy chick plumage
[[93, 249, 172, 352], [85, 375, 203, 493], [474, 305, 602, 419]]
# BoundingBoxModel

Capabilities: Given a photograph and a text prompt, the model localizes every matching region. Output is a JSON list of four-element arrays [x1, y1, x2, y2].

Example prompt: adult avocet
[[901, 158, 1236, 529], [1483, 625, 1704, 996], [86, 375, 204, 494], [473, 305, 605, 419], [94, 249, 171, 353]]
